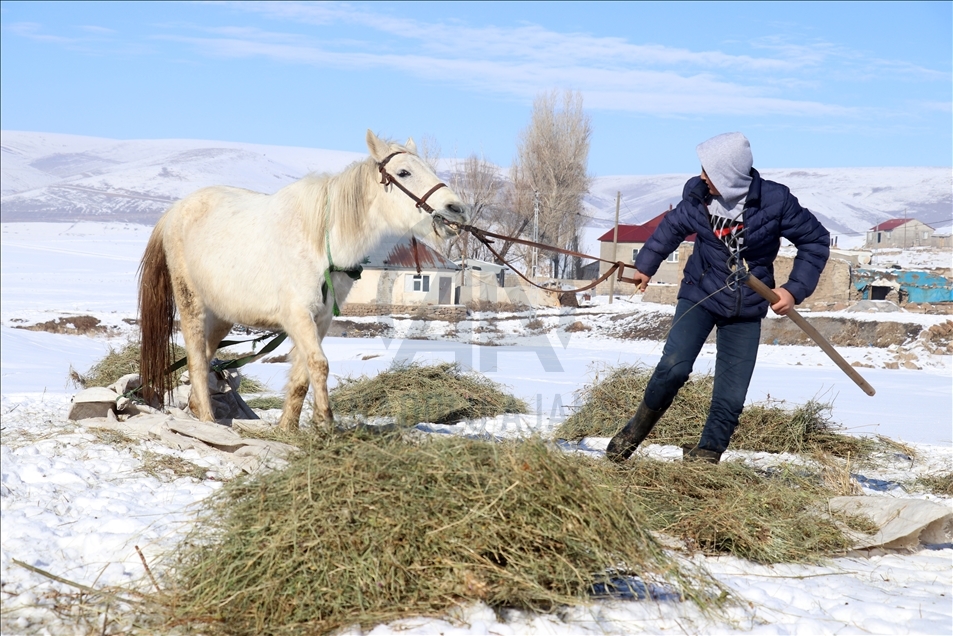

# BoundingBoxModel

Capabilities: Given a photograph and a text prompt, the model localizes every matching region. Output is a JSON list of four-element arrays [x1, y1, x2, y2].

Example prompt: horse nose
[[446, 202, 467, 221]]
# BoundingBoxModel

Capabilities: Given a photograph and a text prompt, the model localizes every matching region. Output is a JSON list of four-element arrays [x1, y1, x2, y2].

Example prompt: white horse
[[139, 130, 468, 430]]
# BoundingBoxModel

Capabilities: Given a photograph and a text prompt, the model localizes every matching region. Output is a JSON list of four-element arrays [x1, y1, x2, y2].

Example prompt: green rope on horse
[[164, 330, 287, 375], [323, 190, 362, 317]]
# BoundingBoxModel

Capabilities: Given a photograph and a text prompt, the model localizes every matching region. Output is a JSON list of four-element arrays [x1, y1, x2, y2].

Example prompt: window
[[877, 232, 882, 243], [631, 248, 639, 262], [924, 231, 930, 240], [665, 252, 678, 263], [405, 274, 431, 292], [413, 274, 430, 292]]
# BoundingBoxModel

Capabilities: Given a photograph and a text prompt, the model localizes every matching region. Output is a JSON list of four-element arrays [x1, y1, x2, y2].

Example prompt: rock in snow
[[67, 386, 119, 420]]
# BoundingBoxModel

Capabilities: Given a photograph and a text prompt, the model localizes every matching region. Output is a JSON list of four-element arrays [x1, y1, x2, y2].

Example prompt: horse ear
[[405, 137, 417, 154], [366, 129, 390, 161]]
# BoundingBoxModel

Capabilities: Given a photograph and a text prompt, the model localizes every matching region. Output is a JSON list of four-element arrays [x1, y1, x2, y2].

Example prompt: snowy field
[[1, 222, 951, 634]]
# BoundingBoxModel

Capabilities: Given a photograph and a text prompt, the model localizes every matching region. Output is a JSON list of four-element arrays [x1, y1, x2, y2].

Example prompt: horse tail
[[138, 216, 176, 404]]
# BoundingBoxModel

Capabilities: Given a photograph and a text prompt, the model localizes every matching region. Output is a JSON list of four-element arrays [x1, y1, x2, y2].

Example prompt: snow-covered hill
[[1, 131, 363, 223], [585, 169, 953, 241], [2, 131, 950, 244]]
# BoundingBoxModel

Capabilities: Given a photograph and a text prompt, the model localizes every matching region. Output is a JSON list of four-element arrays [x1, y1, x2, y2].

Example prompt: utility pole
[[608, 191, 621, 304], [532, 190, 540, 278], [902, 209, 907, 249]]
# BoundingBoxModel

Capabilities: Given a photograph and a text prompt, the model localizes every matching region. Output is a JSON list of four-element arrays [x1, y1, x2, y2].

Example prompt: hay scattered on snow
[[557, 364, 873, 457], [168, 433, 717, 635], [70, 340, 267, 396], [245, 395, 285, 410], [593, 460, 856, 564], [330, 362, 528, 426], [916, 472, 953, 496], [70, 340, 181, 389]]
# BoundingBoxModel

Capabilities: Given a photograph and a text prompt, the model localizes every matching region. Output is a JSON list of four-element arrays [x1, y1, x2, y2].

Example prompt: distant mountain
[[2, 131, 950, 249], [1, 131, 363, 223], [584, 169, 952, 243]]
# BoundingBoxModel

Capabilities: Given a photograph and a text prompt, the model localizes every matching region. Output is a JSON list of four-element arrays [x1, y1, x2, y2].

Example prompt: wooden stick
[[745, 274, 876, 396]]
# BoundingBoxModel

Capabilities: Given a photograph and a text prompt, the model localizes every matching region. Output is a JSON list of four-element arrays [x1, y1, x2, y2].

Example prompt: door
[[438, 276, 451, 305]]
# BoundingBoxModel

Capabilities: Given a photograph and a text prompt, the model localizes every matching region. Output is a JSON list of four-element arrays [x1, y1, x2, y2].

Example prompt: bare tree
[[445, 154, 505, 263], [512, 89, 593, 278], [415, 134, 442, 173]]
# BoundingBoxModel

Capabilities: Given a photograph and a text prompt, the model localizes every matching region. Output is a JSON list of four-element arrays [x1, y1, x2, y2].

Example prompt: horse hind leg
[[278, 346, 310, 431], [205, 317, 233, 361], [171, 275, 216, 421]]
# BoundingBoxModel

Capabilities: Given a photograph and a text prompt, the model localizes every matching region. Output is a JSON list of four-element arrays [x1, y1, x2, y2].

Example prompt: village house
[[865, 218, 936, 249], [342, 238, 562, 312], [344, 235, 460, 311], [595, 209, 696, 294]]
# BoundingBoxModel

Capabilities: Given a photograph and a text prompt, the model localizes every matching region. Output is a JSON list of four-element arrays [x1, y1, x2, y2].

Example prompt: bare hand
[[632, 270, 651, 293], [771, 287, 795, 316]]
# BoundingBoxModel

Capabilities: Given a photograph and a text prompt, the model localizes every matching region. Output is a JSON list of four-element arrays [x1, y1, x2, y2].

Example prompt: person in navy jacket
[[606, 132, 830, 464]]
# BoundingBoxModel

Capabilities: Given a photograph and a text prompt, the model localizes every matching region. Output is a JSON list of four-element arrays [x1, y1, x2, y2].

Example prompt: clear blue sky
[[2, 1, 950, 175]]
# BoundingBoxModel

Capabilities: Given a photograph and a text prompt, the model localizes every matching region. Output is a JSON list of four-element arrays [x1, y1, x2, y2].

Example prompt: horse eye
[[397, 169, 411, 178]]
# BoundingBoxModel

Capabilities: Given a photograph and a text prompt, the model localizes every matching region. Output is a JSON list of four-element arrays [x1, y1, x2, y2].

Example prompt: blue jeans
[[643, 298, 761, 454]]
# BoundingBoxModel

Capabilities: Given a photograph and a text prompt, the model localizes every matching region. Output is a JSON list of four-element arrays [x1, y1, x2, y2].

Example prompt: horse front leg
[[284, 313, 334, 430], [306, 347, 334, 429], [278, 346, 310, 432]]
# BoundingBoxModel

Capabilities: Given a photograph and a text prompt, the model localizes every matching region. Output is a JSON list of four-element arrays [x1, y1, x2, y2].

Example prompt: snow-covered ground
[[1, 223, 951, 634]]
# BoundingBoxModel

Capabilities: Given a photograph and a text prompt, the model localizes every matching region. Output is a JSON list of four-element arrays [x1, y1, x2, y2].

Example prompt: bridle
[[376, 150, 453, 274], [377, 151, 448, 214]]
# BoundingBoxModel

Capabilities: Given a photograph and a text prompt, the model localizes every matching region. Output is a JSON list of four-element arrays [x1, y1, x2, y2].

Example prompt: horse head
[[366, 129, 468, 245]]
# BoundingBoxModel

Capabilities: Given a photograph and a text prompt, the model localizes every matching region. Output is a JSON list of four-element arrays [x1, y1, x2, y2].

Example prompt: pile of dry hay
[[167, 433, 719, 635], [70, 340, 266, 394], [330, 362, 528, 426], [556, 364, 872, 457], [600, 460, 858, 563]]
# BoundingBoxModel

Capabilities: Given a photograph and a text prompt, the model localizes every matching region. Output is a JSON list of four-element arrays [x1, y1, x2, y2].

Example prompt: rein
[[376, 150, 639, 295], [462, 224, 643, 294]]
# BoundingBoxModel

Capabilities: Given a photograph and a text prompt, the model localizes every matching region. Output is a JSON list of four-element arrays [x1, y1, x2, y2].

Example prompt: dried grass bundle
[[591, 460, 855, 563], [557, 365, 872, 457], [71, 340, 267, 395], [70, 340, 184, 389], [330, 362, 528, 426], [168, 433, 714, 635]]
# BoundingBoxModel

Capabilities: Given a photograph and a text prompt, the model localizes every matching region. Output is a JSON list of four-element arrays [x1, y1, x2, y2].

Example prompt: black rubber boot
[[682, 446, 722, 464], [605, 401, 666, 463]]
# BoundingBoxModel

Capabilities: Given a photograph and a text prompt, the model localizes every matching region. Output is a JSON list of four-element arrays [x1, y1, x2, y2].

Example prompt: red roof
[[870, 218, 913, 232], [597, 211, 695, 243]]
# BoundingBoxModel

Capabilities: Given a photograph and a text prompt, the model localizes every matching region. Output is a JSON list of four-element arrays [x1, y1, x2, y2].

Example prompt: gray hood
[[696, 132, 753, 207]]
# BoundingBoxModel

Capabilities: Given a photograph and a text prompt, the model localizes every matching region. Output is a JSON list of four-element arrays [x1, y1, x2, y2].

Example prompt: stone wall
[[774, 255, 853, 304], [634, 255, 855, 307], [340, 304, 468, 320]]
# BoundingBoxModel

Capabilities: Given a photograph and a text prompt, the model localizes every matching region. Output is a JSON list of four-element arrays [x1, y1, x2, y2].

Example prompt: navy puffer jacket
[[634, 169, 830, 320]]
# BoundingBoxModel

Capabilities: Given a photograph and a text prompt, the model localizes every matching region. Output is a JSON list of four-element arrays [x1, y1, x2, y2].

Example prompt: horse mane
[[288, 141, 411, 262]]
